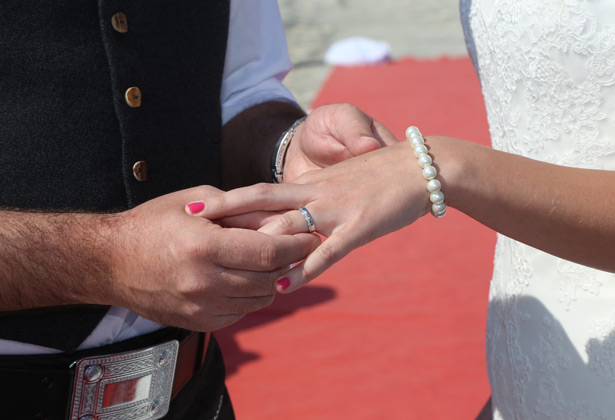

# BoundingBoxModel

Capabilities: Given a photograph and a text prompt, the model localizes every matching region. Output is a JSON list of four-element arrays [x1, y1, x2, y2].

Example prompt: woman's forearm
[[429, 136, 615, 272]]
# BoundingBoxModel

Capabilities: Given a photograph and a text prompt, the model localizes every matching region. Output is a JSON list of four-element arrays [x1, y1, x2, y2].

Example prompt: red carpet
[[216, 57, 496, 419]]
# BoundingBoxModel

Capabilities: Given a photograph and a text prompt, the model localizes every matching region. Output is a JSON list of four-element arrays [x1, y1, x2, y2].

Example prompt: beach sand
[[279, 0, 468, 109]]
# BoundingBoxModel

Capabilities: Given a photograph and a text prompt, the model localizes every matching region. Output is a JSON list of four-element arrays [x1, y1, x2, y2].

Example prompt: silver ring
[[298, 207, 316, 233]]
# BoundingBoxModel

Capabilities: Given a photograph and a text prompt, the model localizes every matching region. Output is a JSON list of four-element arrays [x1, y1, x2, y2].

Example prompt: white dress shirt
[[0, 0, 297, 355]]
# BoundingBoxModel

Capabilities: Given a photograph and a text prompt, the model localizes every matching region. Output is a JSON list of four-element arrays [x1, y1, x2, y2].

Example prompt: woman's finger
[[219, 211, 283, 230], [258, 207, 319, 236], [275, 229, 355, 293], [187, 183, 311, 220]]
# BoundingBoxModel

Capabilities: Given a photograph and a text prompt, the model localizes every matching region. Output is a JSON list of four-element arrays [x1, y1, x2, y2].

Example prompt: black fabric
[[164, 336, 235, 420], [0, 0, 126, 211], [97, 0, 228, 207], [0, 0, 230, 350], [0, 306, 110, 353], [0, 328, 232, 420]]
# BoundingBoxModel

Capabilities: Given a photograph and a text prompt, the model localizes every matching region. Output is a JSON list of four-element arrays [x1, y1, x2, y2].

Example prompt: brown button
[[132, 161, 147, 181], [125, 87, 142, 108], [111, 12, 128, 33]]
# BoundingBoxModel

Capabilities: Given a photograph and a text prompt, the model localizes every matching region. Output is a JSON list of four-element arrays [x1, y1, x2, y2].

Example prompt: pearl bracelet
[[405, 126, 446, 218]]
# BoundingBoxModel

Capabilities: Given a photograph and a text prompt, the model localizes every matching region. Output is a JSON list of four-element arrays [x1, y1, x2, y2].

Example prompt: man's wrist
[[222, 101, 305, 189]]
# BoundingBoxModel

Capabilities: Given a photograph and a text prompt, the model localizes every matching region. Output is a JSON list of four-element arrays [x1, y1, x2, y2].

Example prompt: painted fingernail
[[186, 201, 205, 214], [276, 278, 291, 291]]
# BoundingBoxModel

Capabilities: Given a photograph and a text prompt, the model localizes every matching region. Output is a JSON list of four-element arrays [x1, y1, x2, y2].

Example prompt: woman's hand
[[193, 141, 433, 293]]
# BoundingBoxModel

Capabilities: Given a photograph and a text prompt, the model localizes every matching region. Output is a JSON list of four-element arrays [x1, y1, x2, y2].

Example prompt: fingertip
[[186, 201, 205, 216], [276, 277, 291, 293], [276, 276, 307, 294]]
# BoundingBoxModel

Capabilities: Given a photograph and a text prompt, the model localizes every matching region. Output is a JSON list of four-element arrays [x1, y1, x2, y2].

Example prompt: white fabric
[[460, 0, 615, 418], [323, 37, 391, 66], [221, 0, 297, 124], [0, 0, 296, 355]]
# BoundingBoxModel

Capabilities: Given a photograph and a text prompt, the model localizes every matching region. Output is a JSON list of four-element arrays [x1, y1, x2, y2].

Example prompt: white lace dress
[[459, 0, 615, 418]]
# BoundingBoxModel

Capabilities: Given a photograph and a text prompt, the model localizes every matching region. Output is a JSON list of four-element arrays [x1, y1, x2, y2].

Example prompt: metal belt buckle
[[69, 340, 179, 420]]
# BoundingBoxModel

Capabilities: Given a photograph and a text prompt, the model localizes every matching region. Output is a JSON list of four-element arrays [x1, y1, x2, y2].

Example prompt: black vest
[[0, 0, 230, 351]]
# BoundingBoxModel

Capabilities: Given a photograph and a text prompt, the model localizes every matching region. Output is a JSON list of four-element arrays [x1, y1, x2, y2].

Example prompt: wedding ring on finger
[[298, 207, 316, 233]]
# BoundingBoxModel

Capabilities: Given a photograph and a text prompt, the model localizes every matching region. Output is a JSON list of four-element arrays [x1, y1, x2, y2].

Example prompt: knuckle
[[302, 242, 339, 281], [212, 191, 227, 209], [171, 230, 196, 253], [258, 272, 279, 295], [173, 233, 213, 264], [334, 102, 361, 119], [258, 241, 280, 268], [175, 275, 198, 298], [275, 213, 296, 232], [193, 185, 209, 195], [318, 241, 339, 264], [183, 301, 204, 321], [253, 182, 273, 197], [339, 102, 359, 113], [189, 185, 213, 202]]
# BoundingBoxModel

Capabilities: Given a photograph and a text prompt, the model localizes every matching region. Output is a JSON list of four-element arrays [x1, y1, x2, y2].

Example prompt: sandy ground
[[278, 0, 469, 109]]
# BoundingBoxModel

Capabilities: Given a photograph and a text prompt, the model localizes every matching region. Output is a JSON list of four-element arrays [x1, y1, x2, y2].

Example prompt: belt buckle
[[69, 340, 179, 420]]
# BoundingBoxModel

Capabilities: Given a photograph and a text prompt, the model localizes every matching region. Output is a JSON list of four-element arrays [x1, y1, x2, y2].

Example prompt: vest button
[[125, 87, 142, 108], [132, 161, 148, 182], [111, 12, 128, 33]]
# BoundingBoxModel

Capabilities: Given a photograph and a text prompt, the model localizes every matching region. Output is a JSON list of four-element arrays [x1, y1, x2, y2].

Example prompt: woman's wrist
[[420, 135, 477, 214]]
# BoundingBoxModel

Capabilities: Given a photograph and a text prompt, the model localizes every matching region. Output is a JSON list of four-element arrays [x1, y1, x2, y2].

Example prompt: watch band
[[271, 115, 307, 183]]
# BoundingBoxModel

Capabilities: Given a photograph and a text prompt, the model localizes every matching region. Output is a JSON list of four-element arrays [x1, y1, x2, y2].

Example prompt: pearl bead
[[426, 179, 441, 192], [422, 165, 437, 180], [430, 191, 444, 203], [410, 135, 425, 147], [405, 126, 421, 139], [432, 202, 446, 213], [432, 209, 446, 218], [417, 153, 432, 168], [414, 144, 428, 157]]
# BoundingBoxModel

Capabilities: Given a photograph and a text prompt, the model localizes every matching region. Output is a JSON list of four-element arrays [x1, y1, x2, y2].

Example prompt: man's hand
[[221, 101, 398, 189], [107, 186, 320, 331], [282, 103, 399, 182], [0, 186, 320, 332]]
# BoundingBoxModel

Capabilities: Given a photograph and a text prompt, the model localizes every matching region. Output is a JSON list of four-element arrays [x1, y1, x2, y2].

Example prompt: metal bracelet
[[271, 115, 307, 183]]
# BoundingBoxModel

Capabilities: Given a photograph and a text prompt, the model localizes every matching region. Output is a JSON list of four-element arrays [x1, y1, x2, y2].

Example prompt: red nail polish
[[277, 278, 291, 291], [187, 202, 205, 214]]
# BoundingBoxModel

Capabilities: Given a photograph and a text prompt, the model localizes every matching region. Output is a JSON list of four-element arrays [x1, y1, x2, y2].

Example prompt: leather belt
[[0, 328, 211, 420]]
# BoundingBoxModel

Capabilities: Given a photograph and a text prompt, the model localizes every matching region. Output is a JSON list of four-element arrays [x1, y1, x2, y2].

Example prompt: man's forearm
[[221, 100, 305, 190], [0, 210, 117, 311]]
